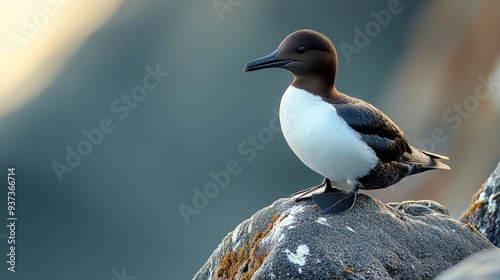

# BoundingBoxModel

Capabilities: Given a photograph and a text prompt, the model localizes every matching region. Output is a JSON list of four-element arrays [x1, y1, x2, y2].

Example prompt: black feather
[[326, 93, 411, 162]]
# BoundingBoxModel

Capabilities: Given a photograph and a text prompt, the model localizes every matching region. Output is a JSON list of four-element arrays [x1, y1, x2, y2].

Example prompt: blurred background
[[0, 0, 499, 279]]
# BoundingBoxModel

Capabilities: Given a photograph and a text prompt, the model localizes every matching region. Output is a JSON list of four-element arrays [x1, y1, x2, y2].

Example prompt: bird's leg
[[312, 183, 360, 214], [290, 178, 337, 201], [322, 178, 336, 192]]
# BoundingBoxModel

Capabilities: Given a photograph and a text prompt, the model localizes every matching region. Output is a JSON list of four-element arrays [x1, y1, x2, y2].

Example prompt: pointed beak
[[243, 49, 291, 72]]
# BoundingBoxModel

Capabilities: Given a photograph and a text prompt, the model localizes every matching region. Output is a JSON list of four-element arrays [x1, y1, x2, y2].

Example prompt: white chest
[[279, 86, 378, 183]]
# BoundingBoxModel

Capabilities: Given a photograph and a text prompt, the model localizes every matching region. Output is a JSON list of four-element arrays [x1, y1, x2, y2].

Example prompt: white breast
[[279, 86, 378, 184]]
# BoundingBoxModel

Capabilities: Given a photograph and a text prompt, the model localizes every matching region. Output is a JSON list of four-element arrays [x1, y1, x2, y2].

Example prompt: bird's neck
[[291, 76, 338, 98]]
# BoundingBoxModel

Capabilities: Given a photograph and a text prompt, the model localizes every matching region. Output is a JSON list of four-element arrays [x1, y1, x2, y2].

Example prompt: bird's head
[[244, 29, 338, 91]]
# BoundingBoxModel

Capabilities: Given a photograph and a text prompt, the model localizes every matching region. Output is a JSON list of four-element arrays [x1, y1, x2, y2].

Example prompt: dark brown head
[[244, 29, 338, 95]]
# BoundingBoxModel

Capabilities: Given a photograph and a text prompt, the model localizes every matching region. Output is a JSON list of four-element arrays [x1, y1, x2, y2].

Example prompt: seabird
[[243, 29, 450, 214]]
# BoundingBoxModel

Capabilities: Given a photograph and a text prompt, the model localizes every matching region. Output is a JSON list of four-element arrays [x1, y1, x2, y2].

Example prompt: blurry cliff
[[373, 0, 500, 216]]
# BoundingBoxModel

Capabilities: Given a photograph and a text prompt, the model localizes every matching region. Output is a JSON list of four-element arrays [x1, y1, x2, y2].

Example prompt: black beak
[[243, 49, 291, 72]]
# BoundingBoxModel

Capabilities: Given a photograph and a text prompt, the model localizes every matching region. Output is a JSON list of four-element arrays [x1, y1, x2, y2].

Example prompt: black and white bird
[[243, 29, 450, 214]]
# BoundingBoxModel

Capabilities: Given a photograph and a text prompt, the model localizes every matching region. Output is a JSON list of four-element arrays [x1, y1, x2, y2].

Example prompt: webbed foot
[[289, 178, 337, 201], [312, 184, 360, 214]]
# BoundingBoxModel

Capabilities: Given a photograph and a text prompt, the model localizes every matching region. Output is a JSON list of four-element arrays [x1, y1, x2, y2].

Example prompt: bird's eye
[[297, 47, 307, 54]]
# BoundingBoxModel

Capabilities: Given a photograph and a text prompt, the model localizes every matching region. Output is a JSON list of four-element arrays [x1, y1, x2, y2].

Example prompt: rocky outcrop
[[460, 162, 500, 247], [194, 194, 494, 279], [436, 248, 500, 280]]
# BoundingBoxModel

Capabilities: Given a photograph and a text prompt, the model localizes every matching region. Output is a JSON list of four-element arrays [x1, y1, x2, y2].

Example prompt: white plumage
[[279, 86, 378, 185]]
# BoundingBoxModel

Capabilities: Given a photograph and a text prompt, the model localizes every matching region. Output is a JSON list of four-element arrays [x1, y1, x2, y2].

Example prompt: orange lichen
[[341, 267, 364, 276], [460, 187, 486, 222], [216, 243, 249, 279], [342, 267, 355, 274], [466, 222, 480, 234], [215, 213, 281, 279]]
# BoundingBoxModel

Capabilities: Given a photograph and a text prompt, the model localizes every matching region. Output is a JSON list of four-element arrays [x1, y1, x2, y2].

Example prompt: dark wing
[[333, 97, 412, 162]]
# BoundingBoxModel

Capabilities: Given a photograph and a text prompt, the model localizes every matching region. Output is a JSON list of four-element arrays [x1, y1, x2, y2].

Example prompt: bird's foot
[[289, 178, 340, 201], [312, 184, 360, 214]]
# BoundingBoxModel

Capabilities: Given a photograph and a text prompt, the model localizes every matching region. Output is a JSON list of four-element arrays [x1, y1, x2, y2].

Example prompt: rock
[[193, 194, 494, 280], [460, 161, 500, 247], [436, 248, 500, 280]]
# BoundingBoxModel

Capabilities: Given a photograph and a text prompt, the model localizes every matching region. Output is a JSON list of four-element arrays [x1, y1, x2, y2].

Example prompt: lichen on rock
[[215, 212, 280, 279], [460, 161, 500, 247], [194, 194, 494, 279]]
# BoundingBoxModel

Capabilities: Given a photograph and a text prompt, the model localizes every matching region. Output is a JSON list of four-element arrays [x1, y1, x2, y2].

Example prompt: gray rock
[[460, 161, 500, 247], [193, 194, 494, 279], [436, 248, 500, 280]]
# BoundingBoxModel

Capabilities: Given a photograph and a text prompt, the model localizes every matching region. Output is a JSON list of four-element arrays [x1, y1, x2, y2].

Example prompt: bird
[[243, 29, 450, 214]]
